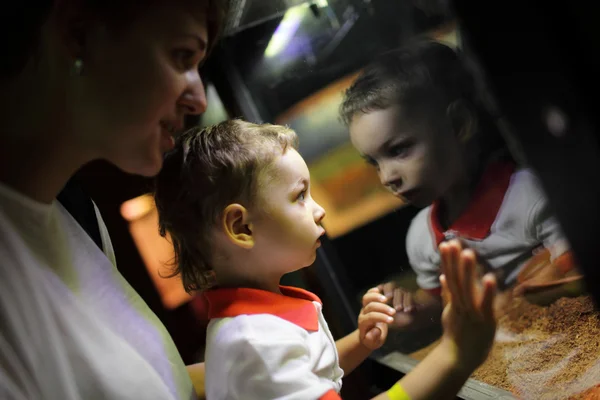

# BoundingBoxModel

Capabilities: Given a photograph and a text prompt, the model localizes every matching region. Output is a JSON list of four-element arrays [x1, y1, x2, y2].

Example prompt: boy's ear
[[221, 204, 254, 249], [447, 99, 477, 143]]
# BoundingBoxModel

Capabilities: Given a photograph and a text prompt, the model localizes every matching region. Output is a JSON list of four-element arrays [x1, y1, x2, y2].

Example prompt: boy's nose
[[314, 203, 326, 224], [379, 163, 403, 191], [386, 178, 403, 193], [381, 171, 403, 193]]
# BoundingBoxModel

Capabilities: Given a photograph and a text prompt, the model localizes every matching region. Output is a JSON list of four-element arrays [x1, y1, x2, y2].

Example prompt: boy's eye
[[364, 156, 378, 168], [297, 190, 307, 201], [388, 141, 414, 159]]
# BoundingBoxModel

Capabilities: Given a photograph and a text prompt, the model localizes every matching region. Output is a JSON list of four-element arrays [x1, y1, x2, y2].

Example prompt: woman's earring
[[73, 58, 84, 76]]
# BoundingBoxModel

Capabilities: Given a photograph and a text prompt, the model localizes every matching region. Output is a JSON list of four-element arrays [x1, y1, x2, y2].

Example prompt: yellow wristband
[[387, 383, 411, 400]]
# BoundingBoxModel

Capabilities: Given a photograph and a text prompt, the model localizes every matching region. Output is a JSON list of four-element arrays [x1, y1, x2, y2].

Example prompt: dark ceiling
[[224, 0, 312, 35], [220, 0, 450, 121]]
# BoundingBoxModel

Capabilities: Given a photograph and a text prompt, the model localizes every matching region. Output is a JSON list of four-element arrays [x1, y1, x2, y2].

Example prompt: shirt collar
[[204, 285, 321, 332], [430, 161, 516, 246]]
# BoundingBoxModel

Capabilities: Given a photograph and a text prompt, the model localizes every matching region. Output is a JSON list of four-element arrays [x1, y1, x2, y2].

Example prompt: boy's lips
[[316, 229, 326, 246]]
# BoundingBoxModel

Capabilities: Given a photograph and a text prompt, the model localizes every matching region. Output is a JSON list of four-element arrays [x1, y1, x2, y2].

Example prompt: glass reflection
[[216, 2, 598, 398]]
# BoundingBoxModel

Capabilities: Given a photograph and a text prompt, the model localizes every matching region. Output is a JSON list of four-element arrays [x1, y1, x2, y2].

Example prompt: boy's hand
[[358, 288, 396, 350], [438, 240, 498, 373]]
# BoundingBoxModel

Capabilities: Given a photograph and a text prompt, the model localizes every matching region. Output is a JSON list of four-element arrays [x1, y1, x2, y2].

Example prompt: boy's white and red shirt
[[407, 162, 571, 293], [204, 285, 344, 400]]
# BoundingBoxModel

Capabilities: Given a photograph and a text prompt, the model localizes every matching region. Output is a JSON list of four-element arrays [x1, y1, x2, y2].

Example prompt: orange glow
[[121, 194, 192, 309], [276, 74, 404, 238]]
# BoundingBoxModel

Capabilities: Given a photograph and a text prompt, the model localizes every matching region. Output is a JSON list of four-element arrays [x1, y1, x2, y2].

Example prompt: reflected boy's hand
[[438, 240, 498, 372], [375, 282, 421, 329], [378, 282, 416, 313], [358, 288, 397, 350]]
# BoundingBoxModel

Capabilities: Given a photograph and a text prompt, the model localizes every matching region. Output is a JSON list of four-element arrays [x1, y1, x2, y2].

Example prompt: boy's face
[[252, 148, 326, 272], [349, 104, 467, 208]]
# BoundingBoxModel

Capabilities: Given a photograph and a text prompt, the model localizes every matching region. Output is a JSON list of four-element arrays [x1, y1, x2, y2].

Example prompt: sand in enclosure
[[409, 296, 600, 399]]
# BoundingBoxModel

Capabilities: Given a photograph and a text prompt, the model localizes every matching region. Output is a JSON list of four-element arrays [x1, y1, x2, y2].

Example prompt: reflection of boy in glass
[[340, 40, 578, 330]]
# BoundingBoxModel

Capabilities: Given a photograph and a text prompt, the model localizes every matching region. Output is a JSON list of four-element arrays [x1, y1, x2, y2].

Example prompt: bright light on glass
[[264, 1, 329, 58]]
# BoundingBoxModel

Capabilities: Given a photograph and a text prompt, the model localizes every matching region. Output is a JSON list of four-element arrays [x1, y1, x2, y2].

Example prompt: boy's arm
[[337, 290, 398, 375], [371, 342, 474, 400], [374, 240, 498, 400], [335, 330, 372, 376]]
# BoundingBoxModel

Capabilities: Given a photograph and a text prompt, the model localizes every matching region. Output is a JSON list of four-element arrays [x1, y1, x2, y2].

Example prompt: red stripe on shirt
[[320, 389, 343, 400]]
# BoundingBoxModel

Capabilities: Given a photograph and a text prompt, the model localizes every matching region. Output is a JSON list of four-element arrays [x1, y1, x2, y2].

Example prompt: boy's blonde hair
[[154, 119, 298, 292]]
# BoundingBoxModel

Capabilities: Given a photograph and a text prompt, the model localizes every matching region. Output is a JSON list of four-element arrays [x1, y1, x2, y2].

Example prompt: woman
[[0, 1, 226, 399], [0, 2, 498, 399]]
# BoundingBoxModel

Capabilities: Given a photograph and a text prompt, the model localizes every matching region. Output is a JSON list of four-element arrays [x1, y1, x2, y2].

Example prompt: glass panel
[[217, 1, 600, 398], [223, 0, 452, 237]]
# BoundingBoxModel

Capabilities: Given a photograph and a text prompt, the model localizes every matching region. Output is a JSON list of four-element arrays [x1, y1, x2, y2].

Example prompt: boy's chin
[[407, 191, 437, 209], [410, 198, 434, 209], [300, 254, 318, 269], [397, 195, 432, 209]]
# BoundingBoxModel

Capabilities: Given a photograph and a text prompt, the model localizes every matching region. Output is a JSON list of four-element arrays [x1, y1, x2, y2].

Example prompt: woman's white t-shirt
[[0, 183, 194, 400]]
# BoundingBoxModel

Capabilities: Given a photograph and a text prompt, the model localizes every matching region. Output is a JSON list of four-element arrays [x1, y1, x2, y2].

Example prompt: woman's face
[[71, 2, 210, 176]]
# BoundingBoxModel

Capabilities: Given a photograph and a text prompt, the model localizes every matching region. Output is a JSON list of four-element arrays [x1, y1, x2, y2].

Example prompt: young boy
[[154, 119, 498, 400], [340, 40, 579, 329]]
